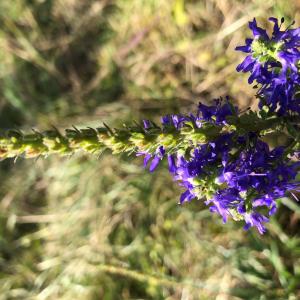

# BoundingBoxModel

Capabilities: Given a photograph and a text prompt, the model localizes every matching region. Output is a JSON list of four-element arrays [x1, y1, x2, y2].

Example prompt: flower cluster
[[140, 100, 300, 233], [137, 18, 300, 233], [0, 17, 299, 234], [174, 137, 299, 234], [236, 17, 300, 115], [141, 98, 237, 172]]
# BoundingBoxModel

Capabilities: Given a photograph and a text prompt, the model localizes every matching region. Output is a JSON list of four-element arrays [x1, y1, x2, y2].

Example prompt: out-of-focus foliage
[[0, 0, 299, 299]]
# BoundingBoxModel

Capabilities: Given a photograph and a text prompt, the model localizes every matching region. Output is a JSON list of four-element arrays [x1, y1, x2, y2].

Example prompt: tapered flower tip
[[143, 119, 151, 129], [179, 190, 194, 204], [167, 154, 177, 173], [249, 18, 269, 40], [244, 212, 269, 234], [149, 156, 161, 172], [235, 38, 253, 52]]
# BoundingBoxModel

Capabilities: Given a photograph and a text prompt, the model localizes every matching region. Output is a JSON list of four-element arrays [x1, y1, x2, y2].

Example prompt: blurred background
[[0, 0, 300, 299]]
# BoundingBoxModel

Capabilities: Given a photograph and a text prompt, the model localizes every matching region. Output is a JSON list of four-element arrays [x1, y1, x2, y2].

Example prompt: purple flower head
[[236, 17, 300, 115], [136, 54, 300, 234], [165, 130, 300, 234]]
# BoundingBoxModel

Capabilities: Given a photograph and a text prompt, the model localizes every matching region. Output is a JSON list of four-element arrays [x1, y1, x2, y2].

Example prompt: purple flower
[[167, 154, 177, 173], [137, 88, 300, 234], [143, 119, 151, 129], [249, 18, 269, 40], [138, 99, 237, 174], [166, 132, 300, 234], [197, 97, 237, 124], [236, 17, 300, 115], [137, 146, 165, 172], [244, 212, 269, 234], [149, 146, 165, 172], [161, 114, 188, 129]]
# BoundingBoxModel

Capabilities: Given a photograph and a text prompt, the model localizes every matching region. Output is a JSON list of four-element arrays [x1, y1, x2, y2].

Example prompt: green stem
[[0, 114, 299, 160]]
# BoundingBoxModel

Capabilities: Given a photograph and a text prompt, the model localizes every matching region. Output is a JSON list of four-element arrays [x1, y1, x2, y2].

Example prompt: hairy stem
[[0, 113, 299, 160]]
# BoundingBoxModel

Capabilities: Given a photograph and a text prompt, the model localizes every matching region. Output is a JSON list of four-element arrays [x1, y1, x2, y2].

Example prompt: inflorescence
[[1, 17, 300, 234]]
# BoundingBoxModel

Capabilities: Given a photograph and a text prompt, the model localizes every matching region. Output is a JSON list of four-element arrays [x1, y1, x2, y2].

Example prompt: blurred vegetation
[[0, 0, 300, 299]]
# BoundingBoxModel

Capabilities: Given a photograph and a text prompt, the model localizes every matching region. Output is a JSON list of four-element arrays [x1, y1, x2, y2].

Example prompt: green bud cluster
[[0, 112, 298, 161], [0, 123, 218, 160]]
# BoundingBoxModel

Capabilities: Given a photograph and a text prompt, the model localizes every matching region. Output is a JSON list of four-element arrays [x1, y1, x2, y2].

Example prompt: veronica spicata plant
[[0, 18, 300, 234]]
